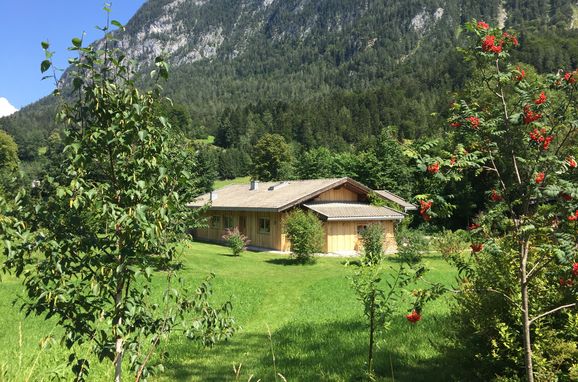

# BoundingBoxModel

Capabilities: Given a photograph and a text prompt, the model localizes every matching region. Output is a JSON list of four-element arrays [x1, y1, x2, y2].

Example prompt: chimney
[[268, 181, 289, 191], [250, 180, 259, 191], [209, 191, 217, 201]]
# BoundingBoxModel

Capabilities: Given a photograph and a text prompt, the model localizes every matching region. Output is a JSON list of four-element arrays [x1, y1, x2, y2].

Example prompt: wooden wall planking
[[194, 210, 290, 251], [324, 220, 397, 253], [314, 187, 360, 202]]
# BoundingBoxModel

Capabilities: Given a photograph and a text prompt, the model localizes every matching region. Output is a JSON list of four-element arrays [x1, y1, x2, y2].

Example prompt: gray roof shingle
[[374, 190, 417, 212], [189, 178, 366, 212], [304, 202, 405, 221]]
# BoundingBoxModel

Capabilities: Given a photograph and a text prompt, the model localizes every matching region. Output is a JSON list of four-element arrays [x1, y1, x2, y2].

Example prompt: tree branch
[[530, 303, 576, 325]]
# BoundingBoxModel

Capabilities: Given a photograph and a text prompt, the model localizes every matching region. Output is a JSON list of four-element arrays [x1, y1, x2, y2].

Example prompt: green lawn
[[193, 135, 215, 145], [0, 242, 465, 381], [213, 176, 251, 189]]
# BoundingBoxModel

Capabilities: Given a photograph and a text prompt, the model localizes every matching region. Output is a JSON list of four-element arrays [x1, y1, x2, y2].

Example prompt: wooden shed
[[189, 178, 410, 254]]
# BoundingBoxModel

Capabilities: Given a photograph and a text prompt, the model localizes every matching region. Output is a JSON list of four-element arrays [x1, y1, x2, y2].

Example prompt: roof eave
[[278, 177, 371, 211], [325, 216, 404, 222]]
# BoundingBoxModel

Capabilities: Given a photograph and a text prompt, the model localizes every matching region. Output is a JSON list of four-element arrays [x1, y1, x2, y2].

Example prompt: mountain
[[2, 0, 578, 165], [0, 98, 18, 118]]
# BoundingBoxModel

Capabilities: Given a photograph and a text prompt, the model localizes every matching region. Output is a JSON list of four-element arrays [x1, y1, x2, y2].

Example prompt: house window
[[259, 218, 271, 234], [210, 216, 221, 229], [223, 216, 235, 230], [357, 225, 368, 235]]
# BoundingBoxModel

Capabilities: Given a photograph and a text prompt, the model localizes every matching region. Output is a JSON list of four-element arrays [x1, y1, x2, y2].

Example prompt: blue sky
[[0, 1, 146, 109]]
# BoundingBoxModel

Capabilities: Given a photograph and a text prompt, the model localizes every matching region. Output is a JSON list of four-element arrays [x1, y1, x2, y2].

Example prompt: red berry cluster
[[514, 66, 525, 81], [568, 210, 578, 221], [534, 172, 545, 184], [468, 223, 480, 231], [501, 32, 519, 47], [529, 128, 553, 150], [523, 105, 542, 125], [490, 190, 503, 202], [477, 22, 518, 54], [477, 21, 489, 30], [471, 243, 484, 253], [559, 263, 578, 287], [419, 200, 432, 221], [406, 310, 421, 323], [482, 35, 502, 54], [534, 92, 547, 105], [427, 162, 440, 174], [466, 116, 480, 129]]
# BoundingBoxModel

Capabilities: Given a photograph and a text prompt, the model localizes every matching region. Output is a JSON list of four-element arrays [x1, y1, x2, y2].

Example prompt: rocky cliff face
[[109, 0, 455, 70]]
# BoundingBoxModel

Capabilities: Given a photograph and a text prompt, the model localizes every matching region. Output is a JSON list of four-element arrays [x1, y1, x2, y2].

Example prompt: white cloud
[[0, 97, 18, 118]]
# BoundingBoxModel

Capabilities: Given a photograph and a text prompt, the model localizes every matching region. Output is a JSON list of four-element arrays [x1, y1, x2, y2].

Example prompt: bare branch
[[530, 303, 577, 325], [486, 287, 522, 309], [527, 253, 555, 281]]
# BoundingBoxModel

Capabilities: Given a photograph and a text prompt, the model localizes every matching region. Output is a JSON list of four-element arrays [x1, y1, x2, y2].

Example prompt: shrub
[[222, 227, 250, 256], [432, 229, 468, 259], [360, 223, 384, 265], [396, 228, 428, 263], [283, 209, 324, 263]]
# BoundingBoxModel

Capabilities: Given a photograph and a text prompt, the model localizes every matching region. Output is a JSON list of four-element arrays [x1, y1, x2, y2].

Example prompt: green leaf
[[40, 60, 51, 73], [111, 20, 123, 29], [41, 41, 49, 49]]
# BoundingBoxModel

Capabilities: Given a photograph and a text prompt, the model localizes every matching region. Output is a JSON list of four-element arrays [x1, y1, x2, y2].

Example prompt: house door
[[238, 215, 247, 234]]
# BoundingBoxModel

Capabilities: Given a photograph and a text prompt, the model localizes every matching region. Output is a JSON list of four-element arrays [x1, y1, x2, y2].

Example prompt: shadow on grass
[[265, 258, 316, 266], [219, 253, 241, 257], [262, 318, 476, 382], [161, 315, 476, 381], [341, 259, 363, 267]]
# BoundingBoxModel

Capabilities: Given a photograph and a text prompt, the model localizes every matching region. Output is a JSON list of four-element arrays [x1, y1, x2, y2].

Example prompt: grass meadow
[[0, 241, 468, 381]]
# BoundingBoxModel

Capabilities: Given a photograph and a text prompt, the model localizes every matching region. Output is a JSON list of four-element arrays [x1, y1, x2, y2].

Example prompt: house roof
[[189, 178, 371, 212], [374, 190, 417, 212], [304, 202, 405, 221]]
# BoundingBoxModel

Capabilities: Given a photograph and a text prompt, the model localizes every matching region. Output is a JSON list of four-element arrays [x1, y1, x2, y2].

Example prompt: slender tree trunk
[[368, 290, 375, 378], [115, 336, 124, 382], [114, 262, 124, 382], [520, 240, 534, 382]]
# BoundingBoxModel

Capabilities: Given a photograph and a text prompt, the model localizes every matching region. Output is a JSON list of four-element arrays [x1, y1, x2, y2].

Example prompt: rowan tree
[[415, 20, 578, 381]]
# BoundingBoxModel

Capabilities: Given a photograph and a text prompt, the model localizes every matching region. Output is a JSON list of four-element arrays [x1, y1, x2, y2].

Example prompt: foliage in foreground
[[0, 15, 234, 381], [417, 20, 578, 381]]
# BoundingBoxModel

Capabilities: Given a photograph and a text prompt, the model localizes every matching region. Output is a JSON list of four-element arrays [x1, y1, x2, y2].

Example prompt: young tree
[[283, 209, 324, 263], [0, 17, 234, 381], [350, 225, 442, 379], [359, 223, 385, 265], [416, 20, 578, 381]]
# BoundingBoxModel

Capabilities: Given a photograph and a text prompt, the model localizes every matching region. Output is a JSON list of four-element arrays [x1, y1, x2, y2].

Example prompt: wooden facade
[[195, 210, 291, 251], [193, 185, 399, 253], [324, 220, 396, 254]]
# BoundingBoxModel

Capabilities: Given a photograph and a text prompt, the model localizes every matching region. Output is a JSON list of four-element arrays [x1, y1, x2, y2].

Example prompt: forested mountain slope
[[2, 0, 577, 163]]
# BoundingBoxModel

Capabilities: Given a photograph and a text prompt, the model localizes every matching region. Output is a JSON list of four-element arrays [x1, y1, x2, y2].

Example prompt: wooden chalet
[[189, 178, 412, 254]]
